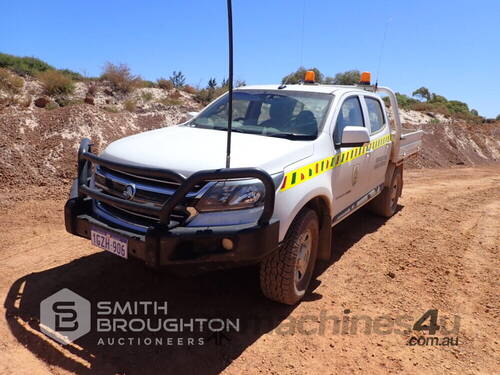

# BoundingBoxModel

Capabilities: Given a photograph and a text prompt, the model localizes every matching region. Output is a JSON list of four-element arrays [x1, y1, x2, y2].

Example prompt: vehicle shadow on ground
[[4, 206, 400, 375]]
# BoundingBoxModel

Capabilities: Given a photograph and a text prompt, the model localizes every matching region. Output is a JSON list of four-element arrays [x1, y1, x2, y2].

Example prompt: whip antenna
[[299, 0, 306, 67], [375, 17, 391, 88], [225, 0, 234, 168]]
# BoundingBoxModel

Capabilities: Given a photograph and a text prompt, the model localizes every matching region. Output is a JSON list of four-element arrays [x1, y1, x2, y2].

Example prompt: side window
[[334, 96, 364, 145], [365, 97, 385, 133]]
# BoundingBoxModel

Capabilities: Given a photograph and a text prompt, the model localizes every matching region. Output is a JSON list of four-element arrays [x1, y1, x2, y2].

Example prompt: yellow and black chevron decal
[[280, 134, 392, 191]]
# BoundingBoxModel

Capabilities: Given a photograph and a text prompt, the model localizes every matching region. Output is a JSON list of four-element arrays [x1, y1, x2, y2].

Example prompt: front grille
[[93, 166, 205, 227]]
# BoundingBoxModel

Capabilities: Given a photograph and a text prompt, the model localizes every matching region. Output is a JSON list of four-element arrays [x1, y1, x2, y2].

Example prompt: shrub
[[0, 68, 24, 95], [395, 93, 418, 109], [429, 94, 447, 104], [182, 85, 197, 94], [445, 100, 469, 115], [169, 71, 186, 88], [169, 90, 181, 99], [124, 99, 137, 112], [45, 102, 59, 110], [194, 86, 227, 105], [87, 83, 98, 96], [59, 69, 84, 81], [496, 115, 500, 121], [140, 80, 156, 88], [0, 53, 53, 76], [157, 78, 174, 90], [101, 63, 141, 94], [141, 92, 153, 102], [37, 70, 74, 96]]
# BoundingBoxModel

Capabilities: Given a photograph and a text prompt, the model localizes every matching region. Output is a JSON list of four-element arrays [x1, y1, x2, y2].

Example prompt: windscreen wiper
[[267, 133, 317, 140]]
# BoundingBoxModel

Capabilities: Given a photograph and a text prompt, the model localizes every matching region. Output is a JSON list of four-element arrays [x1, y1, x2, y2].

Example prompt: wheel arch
[[303, 196, 332, 261]]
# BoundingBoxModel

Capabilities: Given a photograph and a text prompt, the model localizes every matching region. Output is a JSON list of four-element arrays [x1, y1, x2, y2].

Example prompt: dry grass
[[157, 78, 174, 90], [0, 68, 24, 95], [37, 70, 74, 96], [123, 99, 137, 112], [141, 92, 153, 102], [182, 85, 197, 95], [158, 97, 181, 107]]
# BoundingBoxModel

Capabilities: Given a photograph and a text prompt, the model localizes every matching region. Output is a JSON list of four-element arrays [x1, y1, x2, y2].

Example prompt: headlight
[[196, 179, 265, 212]]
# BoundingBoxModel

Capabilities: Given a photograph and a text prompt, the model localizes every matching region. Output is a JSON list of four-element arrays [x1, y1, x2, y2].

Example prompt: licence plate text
[[91, 228, 128, 259]]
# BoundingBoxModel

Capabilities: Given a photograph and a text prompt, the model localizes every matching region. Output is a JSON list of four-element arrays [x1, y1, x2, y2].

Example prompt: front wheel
[[260, 208, 319, 305]]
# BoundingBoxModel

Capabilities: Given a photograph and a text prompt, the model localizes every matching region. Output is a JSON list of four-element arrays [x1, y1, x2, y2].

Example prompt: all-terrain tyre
[[260, 208, 319, 305], [369, 167, 403, 218]]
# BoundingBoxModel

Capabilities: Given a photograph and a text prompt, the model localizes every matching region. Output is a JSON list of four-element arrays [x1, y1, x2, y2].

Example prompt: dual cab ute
[[65, 71, 422, 305]]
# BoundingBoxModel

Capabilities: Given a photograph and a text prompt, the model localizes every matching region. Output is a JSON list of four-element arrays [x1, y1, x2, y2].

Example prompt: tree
[[169, 71, 186, 88], [235, 79, 246, 87], [412, 87, 431, 102], [429, 93, 447, 103], [332, 70, 361, 85], [281, 67, 324, 84], [496, 114, 500, 121], [207, 78, 217, 89], [323, 76, 336, 84], [470, 109, 479, 116]]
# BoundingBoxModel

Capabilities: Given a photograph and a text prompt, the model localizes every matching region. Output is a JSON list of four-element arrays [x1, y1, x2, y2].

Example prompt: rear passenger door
[[362, 95, 392, 190], [331, 95, 371, 221]]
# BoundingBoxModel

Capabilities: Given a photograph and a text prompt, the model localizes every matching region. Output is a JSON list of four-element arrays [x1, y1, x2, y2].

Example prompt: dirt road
[[0, 166, 498, 375]]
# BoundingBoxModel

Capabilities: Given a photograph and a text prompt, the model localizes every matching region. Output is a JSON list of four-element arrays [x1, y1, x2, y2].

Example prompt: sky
[[1, 0, 499, 117]]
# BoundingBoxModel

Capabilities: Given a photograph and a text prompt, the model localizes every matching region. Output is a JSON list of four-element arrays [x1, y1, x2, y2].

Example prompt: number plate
[[90, 227, 128, 259]]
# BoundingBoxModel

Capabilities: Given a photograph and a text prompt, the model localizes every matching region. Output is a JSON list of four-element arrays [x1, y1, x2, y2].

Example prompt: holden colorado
[[65, 71, 423, 305]]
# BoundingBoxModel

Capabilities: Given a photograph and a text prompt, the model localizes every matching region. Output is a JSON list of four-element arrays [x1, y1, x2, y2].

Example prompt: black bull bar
[[75, 138, 276, 227]]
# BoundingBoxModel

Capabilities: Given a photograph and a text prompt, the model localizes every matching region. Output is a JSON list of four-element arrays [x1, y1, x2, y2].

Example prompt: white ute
[[65, 71, 423, 305]]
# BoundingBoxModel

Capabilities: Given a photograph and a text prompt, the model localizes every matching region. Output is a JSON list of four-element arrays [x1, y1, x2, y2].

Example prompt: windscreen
[[188, 90, 332, 140]]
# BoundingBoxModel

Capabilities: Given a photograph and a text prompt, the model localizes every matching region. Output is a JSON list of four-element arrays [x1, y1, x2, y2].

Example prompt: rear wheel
[[370, 167, 402, 218], [260, 208, 319, 305]]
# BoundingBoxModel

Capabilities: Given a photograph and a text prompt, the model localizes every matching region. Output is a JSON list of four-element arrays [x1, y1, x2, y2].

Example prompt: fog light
[[222, 238, 234, 251]]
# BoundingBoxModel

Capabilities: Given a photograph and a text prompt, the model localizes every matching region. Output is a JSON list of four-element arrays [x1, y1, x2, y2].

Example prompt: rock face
[[34, 97, 49, 108]]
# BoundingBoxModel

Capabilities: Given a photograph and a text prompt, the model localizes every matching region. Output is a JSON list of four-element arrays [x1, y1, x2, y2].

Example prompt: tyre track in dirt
[[0, 165, 498, 375]]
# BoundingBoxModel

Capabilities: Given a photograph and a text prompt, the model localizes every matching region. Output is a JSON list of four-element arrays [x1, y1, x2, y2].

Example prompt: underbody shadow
[[4, 205, 402, 375]]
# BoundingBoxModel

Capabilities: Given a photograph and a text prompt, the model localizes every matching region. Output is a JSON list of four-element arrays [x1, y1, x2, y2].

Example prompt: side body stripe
[[280, 134, 392, 191]]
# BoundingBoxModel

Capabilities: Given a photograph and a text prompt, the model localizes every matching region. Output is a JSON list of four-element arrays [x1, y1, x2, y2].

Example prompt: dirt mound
[[404, 121, 500, 168], [0, 104, 196, 195]]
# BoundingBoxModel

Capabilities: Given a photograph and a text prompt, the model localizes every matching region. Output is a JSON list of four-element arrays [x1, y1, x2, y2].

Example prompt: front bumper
[[64, 138, 280, 270], [65, 198, 279, 269]]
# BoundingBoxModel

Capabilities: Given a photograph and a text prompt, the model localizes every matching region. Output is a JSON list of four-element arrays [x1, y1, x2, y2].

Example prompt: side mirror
[[186, 111, 199, 120], [341, 126, 370, 146]]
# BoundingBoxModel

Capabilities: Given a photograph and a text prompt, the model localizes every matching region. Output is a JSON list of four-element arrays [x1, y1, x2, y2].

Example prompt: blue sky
[[1, 0, 499, 117]]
